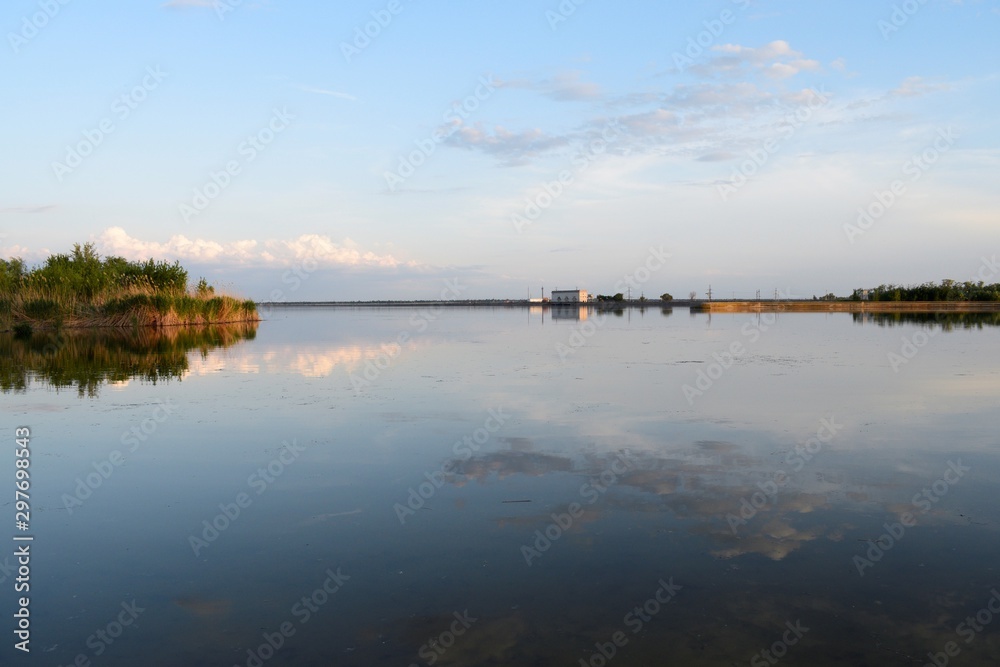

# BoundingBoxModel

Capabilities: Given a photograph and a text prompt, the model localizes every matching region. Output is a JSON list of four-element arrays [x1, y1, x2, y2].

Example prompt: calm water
[[3, 307, 1000, 666]]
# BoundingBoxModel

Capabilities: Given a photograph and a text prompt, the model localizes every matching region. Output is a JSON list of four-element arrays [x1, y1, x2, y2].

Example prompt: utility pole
[[707, 285, 713, 301]]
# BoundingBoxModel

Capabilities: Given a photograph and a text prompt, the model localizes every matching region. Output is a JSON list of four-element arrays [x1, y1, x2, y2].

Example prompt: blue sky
[[2, 0, 998, 300]]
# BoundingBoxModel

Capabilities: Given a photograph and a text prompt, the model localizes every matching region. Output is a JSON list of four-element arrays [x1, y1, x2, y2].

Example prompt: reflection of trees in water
[[852, 311, 1000, 330], [0, 322, 257, 396]]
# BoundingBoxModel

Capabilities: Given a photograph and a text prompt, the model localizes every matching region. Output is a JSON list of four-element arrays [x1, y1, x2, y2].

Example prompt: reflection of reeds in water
[[0, 322, 257, 396]]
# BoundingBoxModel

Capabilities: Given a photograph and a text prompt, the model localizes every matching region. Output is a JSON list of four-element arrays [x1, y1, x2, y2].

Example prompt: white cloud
[[96, 227, 413, 269]]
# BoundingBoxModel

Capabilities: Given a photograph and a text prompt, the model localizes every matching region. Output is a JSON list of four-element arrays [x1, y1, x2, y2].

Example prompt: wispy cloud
[[444, 123, 568, 166], [498, 71, 603, 101], [296, 85, 358, 102], [0, 205, 56, 214], [889, 76, 951, 98], [691, 40, 822, 79]]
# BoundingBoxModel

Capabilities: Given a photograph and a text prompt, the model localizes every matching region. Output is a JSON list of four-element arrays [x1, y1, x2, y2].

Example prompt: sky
[[2, 0, 998, 301]]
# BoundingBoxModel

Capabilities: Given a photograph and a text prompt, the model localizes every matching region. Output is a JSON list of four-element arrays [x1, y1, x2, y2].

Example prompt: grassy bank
[[1, 243, 258, 333]]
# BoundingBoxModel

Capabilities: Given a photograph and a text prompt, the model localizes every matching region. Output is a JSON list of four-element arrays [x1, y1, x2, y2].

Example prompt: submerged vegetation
[[0, 243, 257, 332]]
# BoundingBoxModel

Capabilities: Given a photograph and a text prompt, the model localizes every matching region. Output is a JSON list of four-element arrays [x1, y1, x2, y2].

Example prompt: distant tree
[[689, 291, 697, 300], [660, 293, 673, 301], [612, 293, 624, 302]]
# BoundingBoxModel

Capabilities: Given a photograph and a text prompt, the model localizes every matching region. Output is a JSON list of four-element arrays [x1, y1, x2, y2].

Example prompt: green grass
[[1, 242, 258, 331]]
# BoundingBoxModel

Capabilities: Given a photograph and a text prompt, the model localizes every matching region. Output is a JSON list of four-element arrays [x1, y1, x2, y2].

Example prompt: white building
[[550, 289, 589, 303]]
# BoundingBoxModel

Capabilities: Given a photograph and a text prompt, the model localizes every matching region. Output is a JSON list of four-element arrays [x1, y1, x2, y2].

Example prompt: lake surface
[[4, 306, 1000, 666]]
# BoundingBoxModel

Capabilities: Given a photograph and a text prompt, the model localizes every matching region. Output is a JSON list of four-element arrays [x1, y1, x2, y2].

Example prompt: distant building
[[551, 289, 588, 303]]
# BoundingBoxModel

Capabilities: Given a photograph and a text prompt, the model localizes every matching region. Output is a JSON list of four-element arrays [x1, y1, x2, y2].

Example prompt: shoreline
[[258, 300, 1000, 313]]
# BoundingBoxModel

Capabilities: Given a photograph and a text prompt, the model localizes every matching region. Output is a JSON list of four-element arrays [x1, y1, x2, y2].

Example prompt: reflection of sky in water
[[4, 307, 1000, 665]]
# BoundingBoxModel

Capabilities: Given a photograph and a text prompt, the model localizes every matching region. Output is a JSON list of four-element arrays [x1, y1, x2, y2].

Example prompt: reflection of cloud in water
[[186, 340, 427, 378], [698, 518, 827, 561], [448, 451, 574, 483], [442, 423, 992, 564], [467, 432, 854, 561]]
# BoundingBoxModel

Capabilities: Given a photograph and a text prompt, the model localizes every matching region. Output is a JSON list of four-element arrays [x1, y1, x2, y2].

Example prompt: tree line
[[851, 280, 1000, 302]]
